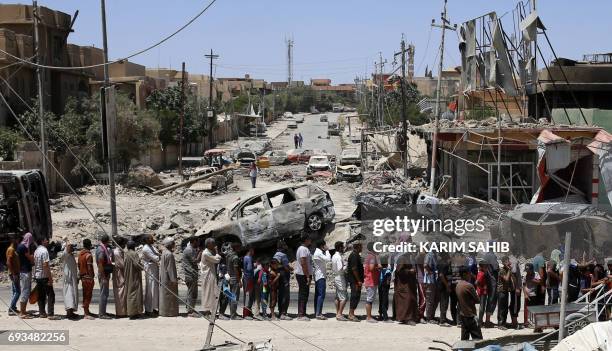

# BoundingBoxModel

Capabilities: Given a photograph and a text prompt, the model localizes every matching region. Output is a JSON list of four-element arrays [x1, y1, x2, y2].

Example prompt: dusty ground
[[0, 284, 535, 351]]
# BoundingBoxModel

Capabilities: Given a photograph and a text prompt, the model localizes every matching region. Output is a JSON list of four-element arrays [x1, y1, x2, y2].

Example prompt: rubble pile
[[125, 165, 164, 188], [420, 116, 555, 130]]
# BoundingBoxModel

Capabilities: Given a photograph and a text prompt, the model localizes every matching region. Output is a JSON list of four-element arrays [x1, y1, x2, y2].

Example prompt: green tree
[[0, 127, 23, 161], [146, 84, 207, 147]]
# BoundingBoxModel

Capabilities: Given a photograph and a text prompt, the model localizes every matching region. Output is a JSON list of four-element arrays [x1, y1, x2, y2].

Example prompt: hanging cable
[[0, 0, 219, 72]]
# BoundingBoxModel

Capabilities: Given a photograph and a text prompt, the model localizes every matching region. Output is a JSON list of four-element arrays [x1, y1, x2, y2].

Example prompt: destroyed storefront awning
[[588, 130, 612, 204]]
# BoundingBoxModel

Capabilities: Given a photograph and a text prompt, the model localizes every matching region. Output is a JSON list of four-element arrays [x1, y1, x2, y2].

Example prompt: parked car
[[319, 114, 328, 122], [295, 114, 304, 123], [307, 155, 331, 175], [328, 122, 341, 136], [339, 148, 361, 166], [336, 165, 362, 182], [195, 184, 336, 247], [288, 120, 298, 129], [258, 150, 288, 166]]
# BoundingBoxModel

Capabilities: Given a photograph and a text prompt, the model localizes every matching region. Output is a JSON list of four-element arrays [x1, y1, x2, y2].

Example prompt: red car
[[287, 149, 336, 163]]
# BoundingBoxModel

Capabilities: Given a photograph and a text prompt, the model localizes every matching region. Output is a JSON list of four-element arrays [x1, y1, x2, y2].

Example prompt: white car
[[307, 155, 331, 175], [288, 120, 298, 129], [295, 115, 304, 123], [283, 112, 294, 120]]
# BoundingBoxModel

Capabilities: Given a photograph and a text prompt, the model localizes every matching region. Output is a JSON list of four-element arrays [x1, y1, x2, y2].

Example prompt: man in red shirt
[[475, 259, 488, 326], [363, 242, 381, 323]]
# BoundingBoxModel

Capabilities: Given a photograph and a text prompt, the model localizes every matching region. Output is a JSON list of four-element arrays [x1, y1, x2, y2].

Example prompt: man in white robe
[[200, 238, 221, 315], [159, 238, 179, 317], [62, 241, 79, 319], [141, 234, 160, 316]]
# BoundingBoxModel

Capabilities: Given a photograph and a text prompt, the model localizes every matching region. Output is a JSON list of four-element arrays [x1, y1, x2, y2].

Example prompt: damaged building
[[416, 122, 610, 206]]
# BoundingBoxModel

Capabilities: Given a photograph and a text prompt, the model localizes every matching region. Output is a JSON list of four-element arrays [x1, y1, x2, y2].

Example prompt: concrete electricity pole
[[32, 1, 47, 182], [99, 0, 118, 236], [395, 35, 409, 177], [429, 0, 456, 194], [178, 62, 186, 176], [205, 49, 219, 149]]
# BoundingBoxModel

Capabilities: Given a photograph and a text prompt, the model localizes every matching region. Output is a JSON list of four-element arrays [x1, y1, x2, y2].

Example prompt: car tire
[[306, 213, 323, 232]]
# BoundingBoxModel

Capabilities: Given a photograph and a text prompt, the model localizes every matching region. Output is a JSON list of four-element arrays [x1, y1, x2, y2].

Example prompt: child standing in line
[[257, 259, 270, 320], [269, 258, 281, 320]]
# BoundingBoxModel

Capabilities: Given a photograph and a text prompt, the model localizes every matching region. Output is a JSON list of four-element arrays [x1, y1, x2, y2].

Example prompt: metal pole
[[33, 1, 47, 182], [178, 62, 185, 176], [532, 0, 538, 120], [100, 0, 118, 237], [430, 0, 448, 194], [497, 89, 502, 203], [399, 36, 409, 178], [205, 49, 218, 149], [558, 232, 572, 342]]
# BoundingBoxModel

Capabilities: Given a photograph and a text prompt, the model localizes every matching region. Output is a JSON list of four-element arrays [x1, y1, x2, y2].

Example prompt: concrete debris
[[153, 167, 234, 195], [126, 165, 164, 188]]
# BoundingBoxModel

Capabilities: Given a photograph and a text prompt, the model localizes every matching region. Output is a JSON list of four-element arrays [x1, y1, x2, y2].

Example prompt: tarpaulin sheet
[[588, 130, 612, 204], [492, 20, 518, 96], [520, 11, 546, 43]]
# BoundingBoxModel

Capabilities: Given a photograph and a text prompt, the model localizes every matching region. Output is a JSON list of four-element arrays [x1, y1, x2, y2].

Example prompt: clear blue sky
[[31, 0, 612, 84]]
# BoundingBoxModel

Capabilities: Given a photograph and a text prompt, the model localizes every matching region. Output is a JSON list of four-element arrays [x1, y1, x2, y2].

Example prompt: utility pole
[[558, 232, 571, 342], [429, 0, 456, 194], [205, 49, 219, 149], [395, 35, 409, 177], [178, 62, 186, 176], [375, 53, 387, 127], [532, 0, 538, 120], [32, 1, 47, 182], [99, 0, 118, 236], [286, 38, 294, 86]]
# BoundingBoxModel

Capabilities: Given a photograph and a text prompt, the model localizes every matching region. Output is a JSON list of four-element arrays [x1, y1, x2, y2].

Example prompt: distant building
[[532, 55, 612, 119], [0, 4, 91, 122], [90, 59, 161, 109], [310, 78, 356, 99]]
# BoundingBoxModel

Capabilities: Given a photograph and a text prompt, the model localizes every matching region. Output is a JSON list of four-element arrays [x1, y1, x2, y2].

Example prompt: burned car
[[0, 170, 52, 244], [339, 148, 361, 166], [307, 155, 331, 175], [235, 149, 257, 167], [196, 184, 335, 247], [336, 165, 362, 182]]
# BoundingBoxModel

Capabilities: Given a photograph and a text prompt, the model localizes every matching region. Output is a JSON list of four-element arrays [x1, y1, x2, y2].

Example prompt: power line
[[0, 0, 219, 72], [0, 87, 247, 345]]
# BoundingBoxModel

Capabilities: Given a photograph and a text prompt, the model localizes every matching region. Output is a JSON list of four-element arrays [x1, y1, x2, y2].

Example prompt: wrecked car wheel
[[307, 213, 323, 232]]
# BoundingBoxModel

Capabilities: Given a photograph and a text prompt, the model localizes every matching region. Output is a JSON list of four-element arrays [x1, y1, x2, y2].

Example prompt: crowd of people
[[5, 231, 612, 341]]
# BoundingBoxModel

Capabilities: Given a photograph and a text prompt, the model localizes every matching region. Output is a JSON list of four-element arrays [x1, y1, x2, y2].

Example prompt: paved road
[[273, 112, 343, 156]]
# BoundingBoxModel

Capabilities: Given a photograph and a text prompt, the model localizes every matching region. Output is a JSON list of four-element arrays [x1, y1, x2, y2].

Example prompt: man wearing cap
[[96, 233, 114, 319], [159, 238, 179, 317]]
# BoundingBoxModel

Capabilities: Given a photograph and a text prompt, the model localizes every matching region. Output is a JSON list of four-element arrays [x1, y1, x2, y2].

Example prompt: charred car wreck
[[196, 184, 335, 248]]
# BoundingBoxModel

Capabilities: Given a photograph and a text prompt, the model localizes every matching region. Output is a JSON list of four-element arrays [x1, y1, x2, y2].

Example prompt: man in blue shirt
[[242, 246, 255, 319]]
